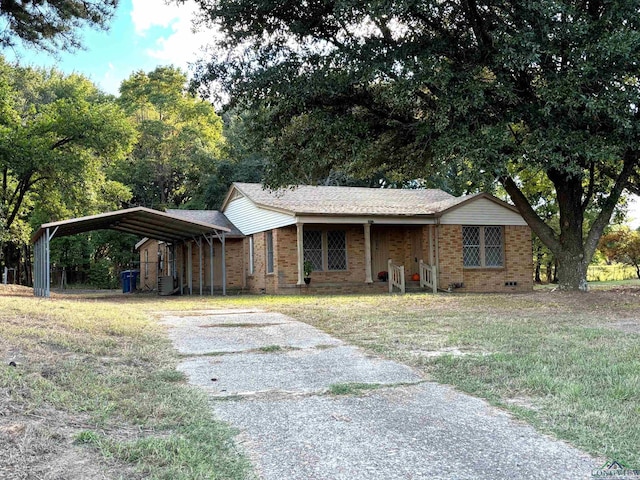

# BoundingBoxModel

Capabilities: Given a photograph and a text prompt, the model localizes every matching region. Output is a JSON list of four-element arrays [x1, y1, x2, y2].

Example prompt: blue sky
[[4, 0, 211, 95]]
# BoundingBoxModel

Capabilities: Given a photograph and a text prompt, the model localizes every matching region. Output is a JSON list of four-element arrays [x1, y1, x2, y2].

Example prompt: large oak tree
[[191, 0, 640, 290]]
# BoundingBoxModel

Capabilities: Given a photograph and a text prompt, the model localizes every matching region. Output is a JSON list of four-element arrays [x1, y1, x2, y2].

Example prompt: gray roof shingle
[[232, 183, 461, 216]]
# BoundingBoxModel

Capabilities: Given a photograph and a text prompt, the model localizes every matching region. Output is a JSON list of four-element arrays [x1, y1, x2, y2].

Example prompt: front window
[[462, 226, 503, 268], [266, 231, 274, 273], [249, 236, 254, 274], [304, 230, 347, 271]]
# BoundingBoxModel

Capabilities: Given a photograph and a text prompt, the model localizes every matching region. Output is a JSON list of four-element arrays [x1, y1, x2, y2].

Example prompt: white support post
[[364, 223, 373, 283], [198, 237, 203, 296], [221, 233, 226, 296], [388, 258, 393, 294], [296, 223, 304, 285], [209, 235, 214, 296]]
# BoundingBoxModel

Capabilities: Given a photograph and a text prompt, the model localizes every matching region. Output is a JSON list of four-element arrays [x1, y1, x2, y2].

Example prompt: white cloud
[[130, 0, 183, 35], [628, 195, 640, 230], [130, 0, 215, 70]]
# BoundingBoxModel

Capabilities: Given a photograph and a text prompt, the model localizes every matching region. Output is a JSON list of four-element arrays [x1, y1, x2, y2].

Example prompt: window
[[266, 231, 274, 273], [462, 226, 503, 267], [327, 231, 347, 270], [144, 249, 149, 278], [304, 230, 347, 271], [249, 236, 255, 274], [304, 231, 323, 271]]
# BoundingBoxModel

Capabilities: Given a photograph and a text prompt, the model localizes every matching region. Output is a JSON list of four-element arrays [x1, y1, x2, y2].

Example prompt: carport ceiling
[[31, 206, 231, 243]]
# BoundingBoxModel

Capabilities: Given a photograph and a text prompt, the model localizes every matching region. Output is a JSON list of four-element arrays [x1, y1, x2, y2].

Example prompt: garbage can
[[120, 270, 140, 293]]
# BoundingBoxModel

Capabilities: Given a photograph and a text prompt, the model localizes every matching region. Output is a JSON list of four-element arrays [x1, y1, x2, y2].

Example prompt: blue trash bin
[[120, 270, 140, 293]]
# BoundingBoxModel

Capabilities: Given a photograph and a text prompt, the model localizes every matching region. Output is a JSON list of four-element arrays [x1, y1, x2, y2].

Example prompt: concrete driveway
[[162, 309, 596, 480]]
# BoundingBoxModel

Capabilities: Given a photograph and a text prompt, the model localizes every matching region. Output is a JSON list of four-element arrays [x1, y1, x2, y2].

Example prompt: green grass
[[0, 291, 253, 479], [328, 382, 383, 395], [203, 289, 639, 467], [5, 286, 640, 471]]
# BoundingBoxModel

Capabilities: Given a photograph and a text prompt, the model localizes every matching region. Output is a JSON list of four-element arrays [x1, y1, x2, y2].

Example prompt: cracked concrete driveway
[[162, 309, 597, 480]]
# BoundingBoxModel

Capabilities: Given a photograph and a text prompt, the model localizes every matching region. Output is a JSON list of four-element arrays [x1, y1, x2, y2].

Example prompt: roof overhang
[[31, 207, 231, 244]]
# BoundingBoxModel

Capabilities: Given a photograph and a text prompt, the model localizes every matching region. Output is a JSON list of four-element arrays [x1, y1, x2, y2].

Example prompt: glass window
[[304, 230, 323, 271], [462, 226, 503, 268], [327, 231, 347, 270], [249, 236, 254, 274], [266, 231, 274, 273]]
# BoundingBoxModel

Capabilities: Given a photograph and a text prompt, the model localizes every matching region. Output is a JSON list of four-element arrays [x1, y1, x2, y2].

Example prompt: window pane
[[266, 231, 274, 273], [327, 231, 347, 270], [249, 236, 254, 274], [304, 230, 323, 271], [484, 227, 503, 266], [462, 227, 480, 267]]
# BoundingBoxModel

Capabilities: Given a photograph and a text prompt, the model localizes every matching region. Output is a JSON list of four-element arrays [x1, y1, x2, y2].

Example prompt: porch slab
[[178, 345, 422, 396]]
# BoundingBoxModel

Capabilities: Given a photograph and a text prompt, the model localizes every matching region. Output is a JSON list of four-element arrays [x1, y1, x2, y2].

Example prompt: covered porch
[[291, 220, 440, 294], [31, 207, 230, 298]]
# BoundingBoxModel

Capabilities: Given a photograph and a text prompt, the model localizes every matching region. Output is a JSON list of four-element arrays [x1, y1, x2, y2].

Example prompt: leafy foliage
[[114, 66, 225, 209], [0, 0, 117, 52], [192, 0, 640, 289], [599, 229, 640, 279]]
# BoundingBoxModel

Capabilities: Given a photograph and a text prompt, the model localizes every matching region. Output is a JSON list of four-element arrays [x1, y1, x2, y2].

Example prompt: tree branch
[[585, 152, 638, 260], [500, 174, 562, 253], [581, 161, 595, 210]]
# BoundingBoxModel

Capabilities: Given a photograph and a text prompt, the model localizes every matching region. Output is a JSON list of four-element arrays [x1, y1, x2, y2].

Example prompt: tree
[[599, 229, 640, 279], [114, 66, 225, 208], [191, 0, 640, 290], [0, 57, 136, 280], [0, 0, 117, 52]]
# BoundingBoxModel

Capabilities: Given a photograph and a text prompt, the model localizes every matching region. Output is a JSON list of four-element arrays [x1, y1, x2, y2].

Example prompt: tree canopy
[[192, 0, 640, 290], [114, 66, 225, 208], [0, 0, 117, 52], [0, 57, 136, 282]]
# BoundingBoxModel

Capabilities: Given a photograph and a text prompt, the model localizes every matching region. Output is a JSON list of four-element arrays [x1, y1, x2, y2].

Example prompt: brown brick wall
[[436, 224, 533, 292]]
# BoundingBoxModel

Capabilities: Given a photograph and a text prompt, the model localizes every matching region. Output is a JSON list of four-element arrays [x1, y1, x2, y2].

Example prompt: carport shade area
[[31, 207, 231, 298]]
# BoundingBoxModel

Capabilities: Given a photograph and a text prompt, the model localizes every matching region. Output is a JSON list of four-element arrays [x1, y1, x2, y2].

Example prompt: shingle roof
[[232, 183, 460, 216], [165, 209, 243, 237]]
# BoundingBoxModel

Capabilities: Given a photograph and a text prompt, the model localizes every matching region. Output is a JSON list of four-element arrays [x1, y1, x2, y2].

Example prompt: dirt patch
[[200, 322, 284, 328], [0, 285, 33, 297], [600, 319, 640, 334], [0, 407, 142, 480]]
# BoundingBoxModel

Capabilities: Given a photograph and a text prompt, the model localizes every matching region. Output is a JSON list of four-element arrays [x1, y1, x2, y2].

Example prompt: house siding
[[440, 198, 527, 226], [225, 196, 295, 235], [436, 224, 533, 292]]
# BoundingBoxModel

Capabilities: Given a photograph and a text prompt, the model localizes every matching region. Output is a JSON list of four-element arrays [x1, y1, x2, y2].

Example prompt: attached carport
[[31, 207, 230, 298]]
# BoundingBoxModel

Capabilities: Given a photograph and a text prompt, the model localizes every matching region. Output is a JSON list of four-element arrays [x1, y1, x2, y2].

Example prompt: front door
[[371, 228, 390, 278]]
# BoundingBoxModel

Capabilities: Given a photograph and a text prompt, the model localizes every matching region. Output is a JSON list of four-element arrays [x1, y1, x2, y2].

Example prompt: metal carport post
[[33, 226, 58, 298]]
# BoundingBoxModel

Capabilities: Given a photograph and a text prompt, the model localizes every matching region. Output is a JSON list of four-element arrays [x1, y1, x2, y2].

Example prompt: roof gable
[[225, 182, 457, 216]]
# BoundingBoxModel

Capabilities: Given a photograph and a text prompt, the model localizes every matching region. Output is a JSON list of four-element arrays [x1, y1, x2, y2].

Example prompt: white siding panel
[[440, 198, 527, 226], [224, 197, 295, 235]]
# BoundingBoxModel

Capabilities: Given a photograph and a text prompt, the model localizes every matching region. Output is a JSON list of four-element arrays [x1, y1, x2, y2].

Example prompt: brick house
[[137, 183, 532, 294]]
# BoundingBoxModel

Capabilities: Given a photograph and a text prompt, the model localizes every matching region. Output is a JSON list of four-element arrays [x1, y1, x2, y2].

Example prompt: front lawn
[[2, 286, 638, 473]]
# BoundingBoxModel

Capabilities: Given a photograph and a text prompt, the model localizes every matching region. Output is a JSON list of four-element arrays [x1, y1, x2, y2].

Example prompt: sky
[[3, 0, 640, 228], [4, 0, 212, 95]]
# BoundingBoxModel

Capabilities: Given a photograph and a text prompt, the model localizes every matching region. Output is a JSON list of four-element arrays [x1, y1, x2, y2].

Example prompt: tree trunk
[[556, 253, 589, 291]]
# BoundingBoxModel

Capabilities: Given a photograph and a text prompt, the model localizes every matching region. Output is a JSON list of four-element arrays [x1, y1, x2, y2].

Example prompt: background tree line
[[0, 59, 263, 288]]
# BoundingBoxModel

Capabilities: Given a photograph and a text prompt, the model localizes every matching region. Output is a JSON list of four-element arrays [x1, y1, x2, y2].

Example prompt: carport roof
[[31, 206, 231, 244]]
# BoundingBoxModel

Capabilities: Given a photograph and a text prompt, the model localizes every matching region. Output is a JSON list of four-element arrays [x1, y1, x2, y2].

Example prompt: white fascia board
[[295, 215, 438, 225]]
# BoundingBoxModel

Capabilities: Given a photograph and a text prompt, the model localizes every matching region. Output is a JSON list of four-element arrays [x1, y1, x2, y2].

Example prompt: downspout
[[435, 218, 440, 290]]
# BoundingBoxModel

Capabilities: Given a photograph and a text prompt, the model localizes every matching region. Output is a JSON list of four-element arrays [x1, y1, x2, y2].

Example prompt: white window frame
[[462, 226, 504, 268], [144, 249, 149, 278]]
